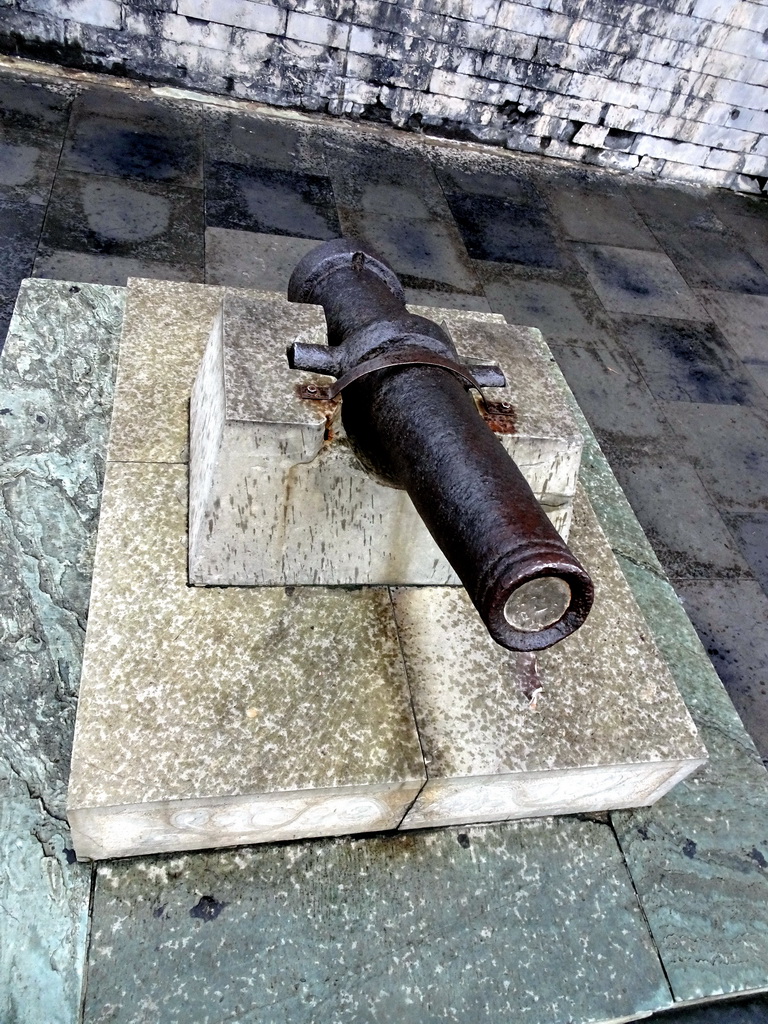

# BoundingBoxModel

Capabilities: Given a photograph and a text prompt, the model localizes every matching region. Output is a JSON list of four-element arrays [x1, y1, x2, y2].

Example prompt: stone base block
[[395, 486, 707, 830], [188, 292, 583, 586], [68, 463, 426, 860], [67, 277, 706, 861], [69, 458, 705, 861]]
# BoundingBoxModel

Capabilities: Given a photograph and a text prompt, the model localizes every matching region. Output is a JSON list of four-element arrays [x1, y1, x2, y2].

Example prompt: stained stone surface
[[326, 137, 482, 294], [476, 271, 606, 343], [204, 226, 319, 290], [518, 324, 768, 1002], [68, 462, 425, 859], [447, 189, 565, 268], [624, 184, 768, 296], [677, 579, 768, 759], [0, 196, 46, 330], [395, 486, 706, 830], [202, 107, 327, 175], [83, 820, 671, 1024], [545, 181, 659, 249], [661, 402, 768, 517], [547, 335, 671, 448], [0, 76, 74, 207], [574, 245, 709, 320], [612, 558, 768, 1002], [33, 247, 202, 287], [615, 316, 763, 406], [40, 170, 204, 274], [61, 87, 204, 188], [403, 287, 492, 311], [698, 291, 768, 363], [108, 279, 270, 464], [604, 450, 752, 581], [189, 294, 583, 585], [0, 279, 124, 1024]]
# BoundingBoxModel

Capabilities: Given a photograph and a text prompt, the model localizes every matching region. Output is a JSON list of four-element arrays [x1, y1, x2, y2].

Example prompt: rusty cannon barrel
[[287, 238, 594, 652]]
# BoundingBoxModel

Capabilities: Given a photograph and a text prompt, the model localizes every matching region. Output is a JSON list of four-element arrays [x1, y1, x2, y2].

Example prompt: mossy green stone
[[0, 280, 125, 1024]]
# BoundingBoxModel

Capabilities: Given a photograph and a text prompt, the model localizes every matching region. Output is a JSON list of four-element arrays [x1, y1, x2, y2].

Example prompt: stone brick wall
[[1, 0, 767, 192]]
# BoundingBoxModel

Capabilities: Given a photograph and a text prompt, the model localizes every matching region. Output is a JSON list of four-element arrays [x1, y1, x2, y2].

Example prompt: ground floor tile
[[204, 226, 318, 291], [336, 207, 482, 293], [598, 445, 753, 580], [525, 315, 768, 1001], [40, 170, 204, 271], [61, 86, 204, 188], [676, 579, 768, 761], [431, 148, 540, 202], [742, 360, 768, 402], [328, 134, 455, 224], [203, 106, 328, 175], [404, 286, 492, 310], [616, 315, 765, 406], [0, 139, 58, 205], [697, 291, 768, 363], [546, 180, 659, 250], [709, 193, 768, 276], [0, 194, 45, 294], [574, 244, 710, 320], [548, 335, 671, 444], [205, 158, 340, 239], [478, 269, 608, 342], [661, 401, 768, 515], [445, 189, 565, 268], [0, 71, 75, 151], [653, 230, 768, 295], [719, 214, 768, 277], [724, 512, 768, 596], [33, 247, 203, 286], [83, 819, 670, 1024]]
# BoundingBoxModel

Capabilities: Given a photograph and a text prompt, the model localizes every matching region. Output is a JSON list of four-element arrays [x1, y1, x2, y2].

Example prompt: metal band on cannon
[[287, 239, 595, 652]]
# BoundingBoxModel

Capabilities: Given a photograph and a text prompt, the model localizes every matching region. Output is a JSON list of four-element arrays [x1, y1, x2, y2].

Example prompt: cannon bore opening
[[503, 577, 573, 633]]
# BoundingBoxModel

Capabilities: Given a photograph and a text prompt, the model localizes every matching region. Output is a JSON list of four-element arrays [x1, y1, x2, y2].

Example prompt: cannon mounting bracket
[[296, 344, 505, 403]]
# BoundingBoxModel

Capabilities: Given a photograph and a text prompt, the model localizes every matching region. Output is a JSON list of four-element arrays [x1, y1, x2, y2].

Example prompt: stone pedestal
[[68, 462, 426, 860], [395, 487, 705, 830], [67, 279, 706, 860], [188, 292, 583, 586]]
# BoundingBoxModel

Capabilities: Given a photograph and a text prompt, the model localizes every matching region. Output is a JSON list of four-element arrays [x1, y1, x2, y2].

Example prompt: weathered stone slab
[[395, 485, 707, 830], [188, 292, 582, 585], [611, 556, 768, 1002], [0, 279, 125, 1024], [520, 322, 768, 1002], [67, 461, 426, 860], [83, 819, 671, 1024]]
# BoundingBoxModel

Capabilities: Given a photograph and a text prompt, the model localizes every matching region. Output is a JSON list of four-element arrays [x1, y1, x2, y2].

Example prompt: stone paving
[[2, 61, 768, 1023]]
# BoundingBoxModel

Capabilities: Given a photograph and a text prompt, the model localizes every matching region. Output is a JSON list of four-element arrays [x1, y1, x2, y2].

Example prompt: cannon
[[287, 238, 594, 652]]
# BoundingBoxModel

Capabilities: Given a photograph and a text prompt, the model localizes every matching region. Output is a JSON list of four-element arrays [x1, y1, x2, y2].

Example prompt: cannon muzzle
[[287, 239, 593, 652]]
